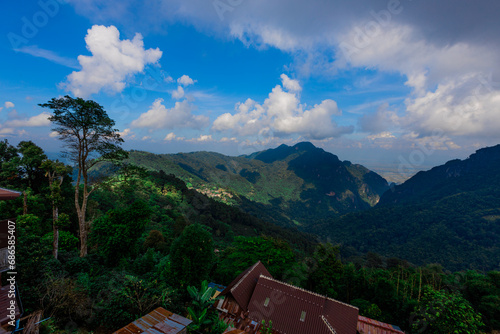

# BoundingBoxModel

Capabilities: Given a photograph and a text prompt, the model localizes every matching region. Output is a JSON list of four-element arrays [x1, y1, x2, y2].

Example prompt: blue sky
[[2, 0, 500, 179]]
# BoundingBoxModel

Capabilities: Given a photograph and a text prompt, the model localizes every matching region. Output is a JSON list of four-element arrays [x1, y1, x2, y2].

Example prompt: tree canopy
[[40, 95, 127, 257], [170, 223, 214, 289]]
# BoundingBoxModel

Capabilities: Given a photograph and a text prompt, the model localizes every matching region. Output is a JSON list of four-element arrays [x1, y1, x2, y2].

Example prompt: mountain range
[[125, 142, 500, 271], [310, 144, 500, 271], [126, 142, 389, 227]]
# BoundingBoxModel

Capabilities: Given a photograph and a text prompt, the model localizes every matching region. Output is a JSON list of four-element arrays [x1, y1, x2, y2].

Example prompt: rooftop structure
[[113, 307, 192, 334], [0, 188, 21, 201], [217, 261, 359, 334], [357, 315, 405, 334]]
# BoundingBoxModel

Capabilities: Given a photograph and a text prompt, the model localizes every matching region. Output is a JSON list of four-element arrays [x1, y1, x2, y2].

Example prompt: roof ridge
[[231, 261, 261, 293], [0, 187, 21, 192], [0, 187, 22, 195], [321, 315, 338, 334], [258, 275, 358, 310]]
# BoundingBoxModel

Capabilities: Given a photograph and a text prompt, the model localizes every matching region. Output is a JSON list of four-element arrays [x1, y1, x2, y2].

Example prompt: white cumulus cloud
[[188, 134, 213, 142], [171, 86, 185, 99], [0, 128, 15, 135], [131, 98, 209, 130], [4, 102, 15, 109], [5, 112, 51, 127], [164, 132, 177, 141], [177, 75, 196, 86], [61, 25, 162, 97], [118, 128, 135, 139], [212, 74, 352, 140], [280, 74, 301, 92], [220, 137, 238, 143], [403, 73, 500, 138], [367, 132, 396, 140]]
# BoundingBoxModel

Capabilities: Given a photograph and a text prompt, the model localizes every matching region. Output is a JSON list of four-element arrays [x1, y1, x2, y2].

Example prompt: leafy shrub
[[42, 231, 78, 253]]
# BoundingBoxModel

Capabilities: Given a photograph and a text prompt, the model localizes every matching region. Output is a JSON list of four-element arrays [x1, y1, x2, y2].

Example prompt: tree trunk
[[75, 182, 87, 257], [53, 206, 59, 259], [79, 221, 88, 257], [77, 202, 88, 257], [79, 189, 89, 257], [23, 191, 28, 215], [418, 267, 422, 302]]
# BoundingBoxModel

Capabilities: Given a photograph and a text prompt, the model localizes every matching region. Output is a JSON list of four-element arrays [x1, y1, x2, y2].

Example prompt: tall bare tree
[[41, 159, 71, 259], [40, 96, 127, 257]]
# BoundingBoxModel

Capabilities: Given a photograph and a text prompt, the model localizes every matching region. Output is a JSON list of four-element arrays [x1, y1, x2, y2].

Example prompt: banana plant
[[187, 280, 224, 333], [187, 280, 221, 314], [187, 307, 212, 332]]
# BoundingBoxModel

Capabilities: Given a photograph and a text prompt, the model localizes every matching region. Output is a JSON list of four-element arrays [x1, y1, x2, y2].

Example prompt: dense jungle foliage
[[0, 138, 498, 333], [312, 144, 500, 272]]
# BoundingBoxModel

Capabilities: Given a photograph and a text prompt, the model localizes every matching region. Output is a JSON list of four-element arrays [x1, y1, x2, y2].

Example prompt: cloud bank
[[213, 74, 353, 140]]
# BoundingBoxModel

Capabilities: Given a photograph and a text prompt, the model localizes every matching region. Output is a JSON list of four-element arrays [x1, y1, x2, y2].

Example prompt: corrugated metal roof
[[208, 282, 226, 292], [357, 315, 405, 334], [247, 275, 358, 334], [222, 328, 246, 334], [0, 188, 21, 201], [221, 261, 272, 310], [113, 307, 192, 334]]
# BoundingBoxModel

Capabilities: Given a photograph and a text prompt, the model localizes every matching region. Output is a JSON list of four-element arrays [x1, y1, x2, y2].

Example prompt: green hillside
[[126, 142, 390, 227], [3, 139, 500, 333], [309, 144, 500, 271]]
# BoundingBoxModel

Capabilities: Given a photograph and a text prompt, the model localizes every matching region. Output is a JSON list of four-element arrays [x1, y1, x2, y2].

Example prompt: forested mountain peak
[[248, 141, 326, 163], [310, 142, 500, 272], [379, 143, 500, 205], [126, 142, 389, 227]]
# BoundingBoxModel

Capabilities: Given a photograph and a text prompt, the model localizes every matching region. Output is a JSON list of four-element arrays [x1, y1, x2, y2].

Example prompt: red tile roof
[[113, 307, 192, 334], [357, 315, 405, 334], [221, 261, 272, 310], [247, 275, 359, 334], [0, 188, 21, 201], [219, 262, 406, 334]]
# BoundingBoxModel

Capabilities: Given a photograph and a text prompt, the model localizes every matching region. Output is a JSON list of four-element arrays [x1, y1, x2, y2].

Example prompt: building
[[218, 261, 272, 322], [113, 307, 192, 334], [216, 261, 360, 334], [222, 328, 245, 334], [0, 188, 22, 201], [208, 282, 226, 299], [357, 315, 405, 334]]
